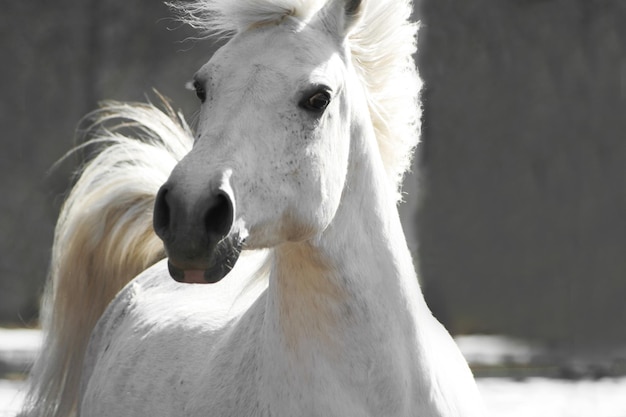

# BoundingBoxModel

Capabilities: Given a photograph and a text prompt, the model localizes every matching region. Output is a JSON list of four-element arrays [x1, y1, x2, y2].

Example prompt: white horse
[[22, 0, 483, 416]]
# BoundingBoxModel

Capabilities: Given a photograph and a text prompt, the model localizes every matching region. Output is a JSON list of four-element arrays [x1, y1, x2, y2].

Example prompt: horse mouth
[[166, 236, 243, 284]]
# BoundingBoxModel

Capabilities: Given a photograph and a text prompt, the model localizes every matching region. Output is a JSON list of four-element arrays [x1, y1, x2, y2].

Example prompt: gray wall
[[417, 0, 626, 350]]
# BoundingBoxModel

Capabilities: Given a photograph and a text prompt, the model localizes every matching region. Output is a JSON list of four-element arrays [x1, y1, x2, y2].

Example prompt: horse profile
[[22, 0, 483, 415]]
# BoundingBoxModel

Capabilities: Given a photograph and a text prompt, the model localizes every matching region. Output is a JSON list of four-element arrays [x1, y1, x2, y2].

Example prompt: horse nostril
[[153, 185, 171, 240], [204, 191, 234, 240]]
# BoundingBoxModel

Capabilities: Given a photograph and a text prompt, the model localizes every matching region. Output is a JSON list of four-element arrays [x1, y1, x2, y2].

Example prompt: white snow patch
[[0, 380, 25, 417], [0, 328, 41, 372], [455, 334, 543, 365], [478, 377, 626, 417]]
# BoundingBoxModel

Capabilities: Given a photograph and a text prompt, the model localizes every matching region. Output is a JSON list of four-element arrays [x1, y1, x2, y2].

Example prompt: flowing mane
[[172, 0, 421, 199]]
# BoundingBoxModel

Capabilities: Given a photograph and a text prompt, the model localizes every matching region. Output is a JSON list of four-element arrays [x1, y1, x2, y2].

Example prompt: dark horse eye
[[299, 89, 331, 113], [193, 80, 206, 103]]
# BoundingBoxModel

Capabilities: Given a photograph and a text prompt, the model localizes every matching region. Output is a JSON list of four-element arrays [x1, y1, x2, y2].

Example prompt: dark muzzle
[[153, 178, 241, 284]]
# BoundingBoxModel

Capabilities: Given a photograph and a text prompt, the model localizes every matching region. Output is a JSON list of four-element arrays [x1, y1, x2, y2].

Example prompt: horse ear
[[344, 0, 362, 31], [314, 0, 363, 38], [345, 0, 362, 17]]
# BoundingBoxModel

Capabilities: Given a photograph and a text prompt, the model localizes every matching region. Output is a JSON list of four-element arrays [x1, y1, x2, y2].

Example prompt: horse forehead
[[214, 26, 338, 82], [238, 64, 290, 96]]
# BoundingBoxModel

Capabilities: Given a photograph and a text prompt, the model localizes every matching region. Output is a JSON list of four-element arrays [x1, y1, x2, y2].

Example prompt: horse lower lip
[[166, 260, 232, 284], [167, 262, 209, 284], [183, 270, 208, 284], [165, 235, 244, 284]]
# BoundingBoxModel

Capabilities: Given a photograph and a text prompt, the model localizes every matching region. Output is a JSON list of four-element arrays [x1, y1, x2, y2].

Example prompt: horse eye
[[193, 80, 206, 103], [300, 90, 331, 113]]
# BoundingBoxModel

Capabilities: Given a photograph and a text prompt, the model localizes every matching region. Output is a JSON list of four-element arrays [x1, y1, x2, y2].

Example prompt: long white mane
[[172, 0, 421, 199]]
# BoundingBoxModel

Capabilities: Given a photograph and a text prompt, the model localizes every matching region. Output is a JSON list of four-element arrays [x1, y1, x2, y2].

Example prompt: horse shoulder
[[79, 266, 150, 399], [79, 259, 269, 416], [78, 261, 181, 414]]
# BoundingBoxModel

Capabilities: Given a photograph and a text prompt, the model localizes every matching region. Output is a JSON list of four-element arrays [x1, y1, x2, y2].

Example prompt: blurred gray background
[[1, 0, 625, 363]]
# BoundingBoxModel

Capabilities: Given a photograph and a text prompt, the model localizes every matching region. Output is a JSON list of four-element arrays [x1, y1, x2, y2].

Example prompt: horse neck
[[260, 121, 430, 414]]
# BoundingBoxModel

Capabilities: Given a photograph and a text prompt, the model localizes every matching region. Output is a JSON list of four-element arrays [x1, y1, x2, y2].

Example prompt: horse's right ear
[[343, 0, 362, 32], [314, 0, 363, 39], [345, 0, 361, 16]]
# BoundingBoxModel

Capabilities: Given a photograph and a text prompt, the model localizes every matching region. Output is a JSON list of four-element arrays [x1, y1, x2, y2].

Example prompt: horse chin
[[166, 236, 243, 284]]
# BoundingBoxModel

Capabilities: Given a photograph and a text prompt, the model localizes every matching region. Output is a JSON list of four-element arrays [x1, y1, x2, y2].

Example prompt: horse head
[[153, 0, 365, 283]]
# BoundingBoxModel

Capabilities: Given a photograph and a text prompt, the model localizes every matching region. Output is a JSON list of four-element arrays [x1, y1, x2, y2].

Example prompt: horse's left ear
[[314, 0, 363, 39]]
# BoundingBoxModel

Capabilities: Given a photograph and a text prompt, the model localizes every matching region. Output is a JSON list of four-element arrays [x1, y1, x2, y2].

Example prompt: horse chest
[[81, 291, 412, 417]]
